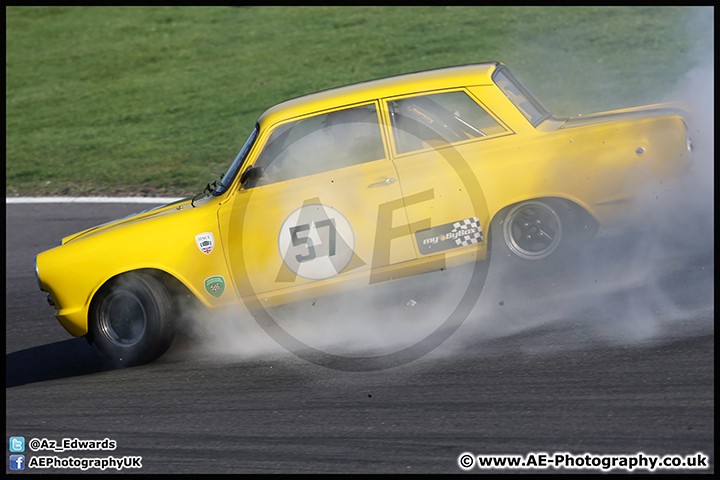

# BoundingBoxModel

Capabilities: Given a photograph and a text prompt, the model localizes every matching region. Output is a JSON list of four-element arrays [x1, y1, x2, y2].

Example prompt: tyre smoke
[[451, 12, 714, 356], [173, 8, 713, 368]]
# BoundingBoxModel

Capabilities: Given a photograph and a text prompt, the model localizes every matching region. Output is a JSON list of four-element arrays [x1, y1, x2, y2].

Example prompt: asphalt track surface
[[5, 201, 714, 474]]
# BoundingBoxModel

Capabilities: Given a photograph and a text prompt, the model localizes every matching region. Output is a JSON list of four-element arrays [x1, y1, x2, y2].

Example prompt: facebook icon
[[10, 454, 25, 470]]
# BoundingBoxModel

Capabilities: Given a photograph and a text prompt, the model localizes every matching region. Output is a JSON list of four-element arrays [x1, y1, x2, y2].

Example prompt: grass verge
[[6, 6, 712, 196]]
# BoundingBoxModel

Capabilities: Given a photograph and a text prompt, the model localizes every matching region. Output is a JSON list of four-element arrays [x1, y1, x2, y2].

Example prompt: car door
[[382, 89, 508, 267], [217, 102, 420, 306]]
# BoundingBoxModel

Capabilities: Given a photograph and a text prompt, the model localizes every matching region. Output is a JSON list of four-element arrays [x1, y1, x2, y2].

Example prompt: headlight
[[34, 256, 43, 291]]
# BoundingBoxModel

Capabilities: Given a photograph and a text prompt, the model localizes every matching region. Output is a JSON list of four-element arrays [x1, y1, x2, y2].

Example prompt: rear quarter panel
[[465, 113, 690, 227]]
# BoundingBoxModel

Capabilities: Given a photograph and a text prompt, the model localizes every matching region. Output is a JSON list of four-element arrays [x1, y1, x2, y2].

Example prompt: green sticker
[[204, 275, 226, 299]]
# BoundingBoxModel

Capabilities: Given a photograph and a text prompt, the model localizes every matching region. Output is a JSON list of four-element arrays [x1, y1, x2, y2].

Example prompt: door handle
[[367, 178, 397, 188]]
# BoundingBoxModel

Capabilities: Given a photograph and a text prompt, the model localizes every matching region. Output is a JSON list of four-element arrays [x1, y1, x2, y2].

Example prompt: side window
[[388, 91, 506, 155], [251, 104, 385, 186]]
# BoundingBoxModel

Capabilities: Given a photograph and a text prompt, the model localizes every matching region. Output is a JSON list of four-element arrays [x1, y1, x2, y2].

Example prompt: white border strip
[[6, 197, 184, 204]]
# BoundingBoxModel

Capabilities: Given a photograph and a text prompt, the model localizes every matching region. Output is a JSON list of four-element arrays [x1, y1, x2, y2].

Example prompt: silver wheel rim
[[503, 201, 562, 260], [98, 290, 147, 347]]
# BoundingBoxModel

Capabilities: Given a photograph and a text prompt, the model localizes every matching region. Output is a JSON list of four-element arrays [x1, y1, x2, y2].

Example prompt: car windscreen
[[213, 125, 259, 196]]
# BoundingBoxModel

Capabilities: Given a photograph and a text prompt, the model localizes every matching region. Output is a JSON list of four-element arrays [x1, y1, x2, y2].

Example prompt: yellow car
[[35, 62, 693, 365]]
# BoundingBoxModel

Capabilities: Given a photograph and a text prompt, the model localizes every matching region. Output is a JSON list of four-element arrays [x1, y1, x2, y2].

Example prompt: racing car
[[35, 62, 693, 365]]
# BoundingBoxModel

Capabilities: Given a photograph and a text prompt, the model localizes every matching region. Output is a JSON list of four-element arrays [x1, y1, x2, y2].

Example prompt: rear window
[[493, 67, 550, 127], [388, 90, 506, 154]]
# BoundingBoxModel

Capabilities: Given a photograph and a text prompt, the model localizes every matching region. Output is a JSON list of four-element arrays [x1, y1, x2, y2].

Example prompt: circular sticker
[[278, 204, 355, 280]]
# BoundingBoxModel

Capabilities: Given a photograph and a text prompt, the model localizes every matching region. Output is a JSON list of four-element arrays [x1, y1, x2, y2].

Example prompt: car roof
[[257, 62, 502, 128]]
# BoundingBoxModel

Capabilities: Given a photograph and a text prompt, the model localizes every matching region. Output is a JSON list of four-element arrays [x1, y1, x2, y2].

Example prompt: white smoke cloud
[[171, 8, 713, 368], [450, 35, 714, 356]]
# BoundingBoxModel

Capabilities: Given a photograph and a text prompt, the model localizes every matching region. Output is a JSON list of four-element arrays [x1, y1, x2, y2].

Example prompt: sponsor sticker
[[415, 217, 483, 254], [204, 275, 226, 298], [195, 232, 214, 255]]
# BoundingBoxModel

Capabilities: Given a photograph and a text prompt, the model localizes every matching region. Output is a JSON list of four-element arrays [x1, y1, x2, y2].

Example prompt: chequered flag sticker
[[415, 216, 484, 254], [451, 217, 483, 246]]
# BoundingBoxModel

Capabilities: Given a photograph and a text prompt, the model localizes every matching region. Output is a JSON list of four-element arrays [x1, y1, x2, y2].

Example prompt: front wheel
[[492, 199, 597, 263], [89, 272, 175, 366]]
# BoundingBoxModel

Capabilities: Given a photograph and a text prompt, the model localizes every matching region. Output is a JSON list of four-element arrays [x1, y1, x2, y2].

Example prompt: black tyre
[[90, 272, 175, 366], [492, 199, 597, 263]]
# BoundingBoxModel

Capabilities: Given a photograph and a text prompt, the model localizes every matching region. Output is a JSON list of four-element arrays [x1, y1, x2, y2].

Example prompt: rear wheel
[[90, 272, 175, 366], [492, 199, 598, 263]]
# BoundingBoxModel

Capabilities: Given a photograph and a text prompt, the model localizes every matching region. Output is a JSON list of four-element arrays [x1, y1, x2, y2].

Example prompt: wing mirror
[[240, 166, 264, 185]]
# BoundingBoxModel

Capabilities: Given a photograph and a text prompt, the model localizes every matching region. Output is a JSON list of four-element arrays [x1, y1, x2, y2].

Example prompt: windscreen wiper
[[191, 179, 220, 207]]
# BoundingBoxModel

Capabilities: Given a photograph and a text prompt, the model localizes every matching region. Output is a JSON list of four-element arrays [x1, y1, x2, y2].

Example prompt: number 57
[[289, 219, 336, 263]]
